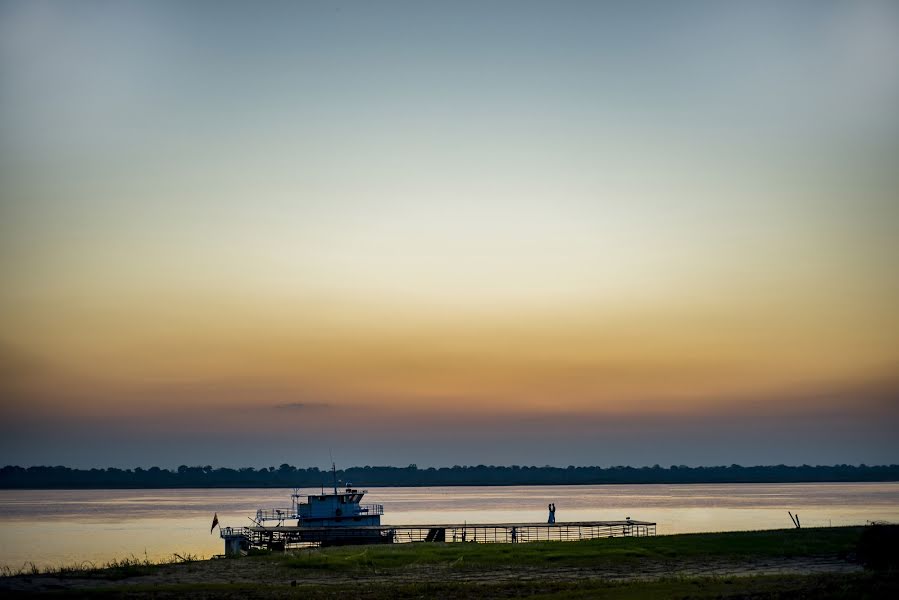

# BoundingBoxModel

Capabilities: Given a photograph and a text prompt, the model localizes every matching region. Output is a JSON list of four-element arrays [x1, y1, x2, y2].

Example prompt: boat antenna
[[329, 449, 338, 495], [291, 487, 300, 515]]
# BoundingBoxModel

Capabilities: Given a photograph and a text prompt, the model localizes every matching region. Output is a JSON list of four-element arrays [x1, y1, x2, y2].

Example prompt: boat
[[217, 465, 657, 554], [220, 465, 392, 553]]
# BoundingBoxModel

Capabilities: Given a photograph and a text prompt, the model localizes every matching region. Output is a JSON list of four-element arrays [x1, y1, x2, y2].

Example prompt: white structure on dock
[[220, 465, 656, 555]]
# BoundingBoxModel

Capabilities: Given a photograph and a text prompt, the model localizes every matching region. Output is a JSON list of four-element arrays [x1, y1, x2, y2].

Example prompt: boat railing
[[296, 503, 384, 521], [256, 508, 298, 522], [359, 503, 384, 516], [220, 526, 250, 538], [275, 503, 385, 519]]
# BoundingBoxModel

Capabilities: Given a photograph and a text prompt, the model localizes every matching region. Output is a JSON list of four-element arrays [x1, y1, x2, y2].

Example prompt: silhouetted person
[[548, 503, 556, 524]]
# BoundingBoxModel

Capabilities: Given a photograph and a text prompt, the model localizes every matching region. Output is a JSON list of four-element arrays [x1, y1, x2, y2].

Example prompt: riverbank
[[4, 464, 898, 489], [4, 526, 897, 598]]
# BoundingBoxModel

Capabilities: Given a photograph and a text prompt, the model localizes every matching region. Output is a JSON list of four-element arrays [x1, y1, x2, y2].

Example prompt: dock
[[221, 520, 656, 553]]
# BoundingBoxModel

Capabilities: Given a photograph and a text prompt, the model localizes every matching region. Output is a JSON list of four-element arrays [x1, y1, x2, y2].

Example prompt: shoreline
[[5, 464, 898, 490], [4, 526, 896, 598], [3, 479, 899, 491]]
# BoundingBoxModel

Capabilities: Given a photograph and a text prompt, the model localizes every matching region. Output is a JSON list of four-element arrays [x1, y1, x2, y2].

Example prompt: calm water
[[2, 483, 898, 569]]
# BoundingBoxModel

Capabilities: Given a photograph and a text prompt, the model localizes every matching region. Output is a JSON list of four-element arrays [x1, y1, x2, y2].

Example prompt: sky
[[1, 0, 897, 469]]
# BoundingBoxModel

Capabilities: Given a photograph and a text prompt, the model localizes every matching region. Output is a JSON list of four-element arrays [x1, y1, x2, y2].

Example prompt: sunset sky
[[1, 0, 897, 468]]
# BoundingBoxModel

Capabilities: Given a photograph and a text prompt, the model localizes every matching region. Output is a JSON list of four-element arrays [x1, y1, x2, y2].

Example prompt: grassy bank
[[2, 526, 862, 578], [277, 526, 862, 572], [0, 554, 202, 580], [4, 526, 896, 598]]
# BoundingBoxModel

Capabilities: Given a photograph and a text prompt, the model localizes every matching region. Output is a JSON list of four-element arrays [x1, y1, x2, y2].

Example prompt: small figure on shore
[[548, 503, 556, 524]]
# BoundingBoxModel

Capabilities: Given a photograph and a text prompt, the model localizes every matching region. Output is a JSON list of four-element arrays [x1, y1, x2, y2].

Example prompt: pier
[[221, 520, 656, 554]]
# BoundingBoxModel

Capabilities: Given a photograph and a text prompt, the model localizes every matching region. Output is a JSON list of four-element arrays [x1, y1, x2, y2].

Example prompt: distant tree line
[[1, 463, 897, 489]]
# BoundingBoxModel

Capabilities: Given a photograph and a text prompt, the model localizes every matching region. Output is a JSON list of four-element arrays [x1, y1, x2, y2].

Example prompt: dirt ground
[[0, 553, 862, 594]]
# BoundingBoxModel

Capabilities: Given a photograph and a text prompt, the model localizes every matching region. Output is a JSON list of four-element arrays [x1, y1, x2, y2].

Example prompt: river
[[2, 482, 897, 569]]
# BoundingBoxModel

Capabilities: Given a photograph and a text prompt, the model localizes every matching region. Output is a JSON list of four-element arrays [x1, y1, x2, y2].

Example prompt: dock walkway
[[221, 520, 656, 552]]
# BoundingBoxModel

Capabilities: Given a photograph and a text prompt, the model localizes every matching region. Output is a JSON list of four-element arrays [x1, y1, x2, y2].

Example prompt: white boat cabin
[[297, 486, 383, 527], [256, 484, 383, 528]]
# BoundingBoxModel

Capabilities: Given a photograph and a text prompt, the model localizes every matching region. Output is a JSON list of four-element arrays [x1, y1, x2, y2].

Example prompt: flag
[[211, 512, 219, 534]]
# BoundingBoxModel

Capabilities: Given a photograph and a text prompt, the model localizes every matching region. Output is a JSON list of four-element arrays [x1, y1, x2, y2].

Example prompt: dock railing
[[221, 519, 656, 550]]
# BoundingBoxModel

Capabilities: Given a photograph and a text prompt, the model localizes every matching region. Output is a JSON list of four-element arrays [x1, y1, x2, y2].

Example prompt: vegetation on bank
[[277, 526, 865, 572], [2, 463, 898, 489], [0, 527, 868, 579], [4, 527, 898, 598], [0, 553, 200, 580]]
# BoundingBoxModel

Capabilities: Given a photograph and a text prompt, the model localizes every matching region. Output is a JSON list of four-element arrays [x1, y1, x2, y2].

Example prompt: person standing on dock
[[548, 503, 556, 524]]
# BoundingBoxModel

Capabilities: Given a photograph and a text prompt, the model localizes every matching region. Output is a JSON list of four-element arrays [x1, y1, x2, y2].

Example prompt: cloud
[[272, 401, 331, 410]]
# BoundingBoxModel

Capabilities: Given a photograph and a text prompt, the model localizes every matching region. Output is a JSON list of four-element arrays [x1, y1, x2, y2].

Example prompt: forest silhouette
[[2, 463, 897, 489]]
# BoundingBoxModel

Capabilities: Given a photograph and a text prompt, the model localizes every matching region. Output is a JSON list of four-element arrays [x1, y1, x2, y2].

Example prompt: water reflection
[[1, 483, 897, 568]]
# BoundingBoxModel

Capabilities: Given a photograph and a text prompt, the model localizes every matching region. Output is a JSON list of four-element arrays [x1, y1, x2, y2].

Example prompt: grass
[[2, 527, 882, 598], [277, 526, 863, 572], [0, 527, 862, 580], [0, 527, 862, 579], [0, 552, 201, 580]]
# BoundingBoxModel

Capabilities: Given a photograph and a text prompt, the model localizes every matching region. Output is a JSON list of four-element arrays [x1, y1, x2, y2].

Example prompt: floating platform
[[221, 520, 656, 553]]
